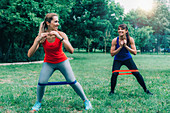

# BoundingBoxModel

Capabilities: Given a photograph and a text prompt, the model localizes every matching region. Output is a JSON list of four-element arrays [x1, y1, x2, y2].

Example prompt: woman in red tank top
[[28, 13, 92, 111]]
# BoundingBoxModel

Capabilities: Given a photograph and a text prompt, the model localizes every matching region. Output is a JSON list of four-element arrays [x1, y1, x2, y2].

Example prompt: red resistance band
[[112, 70, 139, 75]]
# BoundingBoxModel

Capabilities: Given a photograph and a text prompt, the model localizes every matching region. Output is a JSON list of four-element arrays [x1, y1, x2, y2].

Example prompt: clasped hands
[[37, 31, 62, 43], [120, 39, 127, 47]]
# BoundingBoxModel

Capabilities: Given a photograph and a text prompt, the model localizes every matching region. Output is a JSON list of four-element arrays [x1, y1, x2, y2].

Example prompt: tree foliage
[[63, 0, 123, 52], [0, 0, 169, 62], [135, 26, 154, 52], [124, 0, 169, 52], [0, 0, 75, 62], [148, 0, 170, 51]]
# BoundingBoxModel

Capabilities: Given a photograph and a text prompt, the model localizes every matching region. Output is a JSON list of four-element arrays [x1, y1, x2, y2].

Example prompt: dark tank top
[[114, 37, 132, 61]]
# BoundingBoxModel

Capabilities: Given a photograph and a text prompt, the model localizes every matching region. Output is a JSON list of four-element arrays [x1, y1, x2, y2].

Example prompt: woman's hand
[[120, 39, 127, 47], [123, 39, 127, 46], [124, 37, 137, 55], [50, 31, 62, 40], [36, 33, 48, 43], [120, 40, 124, 47]]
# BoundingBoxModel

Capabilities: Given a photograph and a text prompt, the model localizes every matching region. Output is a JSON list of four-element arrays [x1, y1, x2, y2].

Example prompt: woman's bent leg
[[111, 60, 122, 93], [124, 58, 147, 91], [58, 60, 88, 101], [37, 63, 55, 102]]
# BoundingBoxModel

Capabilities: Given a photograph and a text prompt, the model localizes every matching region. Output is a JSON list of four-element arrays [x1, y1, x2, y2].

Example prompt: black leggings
[[111, 58, 147, 92]]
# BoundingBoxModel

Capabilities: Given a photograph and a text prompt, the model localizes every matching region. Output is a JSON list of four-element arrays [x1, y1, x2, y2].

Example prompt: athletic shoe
[[109, 91, 114, 96], [84, 100, 92, 110], [32, 101, 41, 111], [146, 90, 153, 95]]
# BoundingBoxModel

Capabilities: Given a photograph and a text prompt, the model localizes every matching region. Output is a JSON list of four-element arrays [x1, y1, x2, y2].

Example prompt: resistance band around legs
[[112, 70, 139, 75], [38, 80, 77, 86]]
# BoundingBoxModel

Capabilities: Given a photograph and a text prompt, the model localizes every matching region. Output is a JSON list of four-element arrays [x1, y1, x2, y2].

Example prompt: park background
[[0, 0, 170, 112], [0, 0, 169, 63]]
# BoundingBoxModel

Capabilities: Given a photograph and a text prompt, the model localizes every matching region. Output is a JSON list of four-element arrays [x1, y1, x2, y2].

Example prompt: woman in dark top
[[109, 24, 153, 95]]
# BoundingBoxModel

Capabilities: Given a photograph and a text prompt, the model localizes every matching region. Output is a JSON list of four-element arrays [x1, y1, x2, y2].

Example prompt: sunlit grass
[[0, 53, 169, 112]]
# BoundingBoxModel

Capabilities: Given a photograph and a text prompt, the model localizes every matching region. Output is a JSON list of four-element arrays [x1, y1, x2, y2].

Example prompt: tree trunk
[[0, 47, 2, 61], [86, 38, 90, 53], [3, 43, 12, 62]]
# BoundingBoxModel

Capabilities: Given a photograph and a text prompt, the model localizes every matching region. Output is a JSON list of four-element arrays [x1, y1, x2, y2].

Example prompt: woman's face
[[118, 27, 127, 37], [48, 16, 60, 30]]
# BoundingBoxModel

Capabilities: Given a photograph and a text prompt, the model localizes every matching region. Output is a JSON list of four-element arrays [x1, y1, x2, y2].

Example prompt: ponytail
[[38, 13, 58, 36], [126, 32, 130, 46], [38, 21, 46, 36]]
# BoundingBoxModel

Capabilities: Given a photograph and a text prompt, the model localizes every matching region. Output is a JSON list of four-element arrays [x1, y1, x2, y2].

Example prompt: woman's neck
[[46, 28, 57, 32], [46, 29, 52, 32], [119, 35, 126, 40]]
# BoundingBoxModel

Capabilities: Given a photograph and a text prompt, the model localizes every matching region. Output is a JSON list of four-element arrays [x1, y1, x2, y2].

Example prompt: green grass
[[0, 53, 169, 113]]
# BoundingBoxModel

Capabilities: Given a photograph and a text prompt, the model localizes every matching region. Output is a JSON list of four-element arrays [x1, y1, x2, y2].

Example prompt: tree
[[123, 0, 170, 53], [148, 0, 170, 52], [108, 1, 124, 36], [63, 0, 111, 52], [63, 0, 124, 52], [135, 26, 154, 52], [0, 0, 42, 62], [0, 0, 75, 62]]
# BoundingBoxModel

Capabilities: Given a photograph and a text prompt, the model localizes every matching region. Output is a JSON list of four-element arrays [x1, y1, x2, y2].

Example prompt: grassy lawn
[[0, 53, 169, 112]]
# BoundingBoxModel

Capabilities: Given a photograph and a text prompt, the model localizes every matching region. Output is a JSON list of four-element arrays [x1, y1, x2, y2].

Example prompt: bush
[[9, 47, 44, 62]]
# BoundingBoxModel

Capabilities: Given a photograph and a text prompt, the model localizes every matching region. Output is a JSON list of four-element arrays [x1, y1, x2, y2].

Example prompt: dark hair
[[118, 24, 130, 45]]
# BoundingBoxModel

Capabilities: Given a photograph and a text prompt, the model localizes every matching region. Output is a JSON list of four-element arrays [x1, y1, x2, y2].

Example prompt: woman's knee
[[64, 71, 76, 83], [69, 80, 77, 86], [66, 77, 76, 83], [38, 78, 48, 84], [132, 72, 140, 77], [111, 72, 119, 80], [112, 72, 119, 77]]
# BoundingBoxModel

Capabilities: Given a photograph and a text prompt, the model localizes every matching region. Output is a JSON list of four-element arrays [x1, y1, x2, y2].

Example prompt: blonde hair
[[38, 13, 58, 36]]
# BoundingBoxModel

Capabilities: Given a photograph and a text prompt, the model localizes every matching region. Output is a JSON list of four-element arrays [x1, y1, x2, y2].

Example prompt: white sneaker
[[84, 100, 92, 110]]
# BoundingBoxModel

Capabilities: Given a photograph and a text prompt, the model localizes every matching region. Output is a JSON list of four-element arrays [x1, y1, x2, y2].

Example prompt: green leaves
[[123, 0, 169, 52], [1, 0, 169, 62], [62, 0, 120, 52], [0, 0, 75, 62], [135, 26, 154, 50]]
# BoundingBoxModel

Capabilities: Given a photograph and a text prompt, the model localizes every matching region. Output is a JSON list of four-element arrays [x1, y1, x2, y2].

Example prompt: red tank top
[[42, 38, 67, 63]]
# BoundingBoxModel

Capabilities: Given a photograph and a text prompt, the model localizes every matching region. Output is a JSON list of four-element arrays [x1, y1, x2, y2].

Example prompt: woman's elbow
[[69, 49, 74, 54], [27, 53, 32, 57], [70, 51, 74, 54], [27, 51, 33, 57], [133, 51, 137, 55], [27, 54, 31, 57], [110, 52, 115, 57]]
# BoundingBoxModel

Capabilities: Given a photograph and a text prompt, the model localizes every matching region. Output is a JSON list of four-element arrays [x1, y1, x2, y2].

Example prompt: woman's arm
[[124, 37, 137, 55], [59, 32, 74, 54], [27, 36, 40, 57], [50, 31, 74, 54], [28, 22, 48, 57], [27, 33, 48, 57], [110, 38, 123, 57]]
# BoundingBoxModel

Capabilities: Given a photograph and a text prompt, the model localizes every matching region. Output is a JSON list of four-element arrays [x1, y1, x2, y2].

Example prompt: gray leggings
[[37, 59, 87, 102]]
